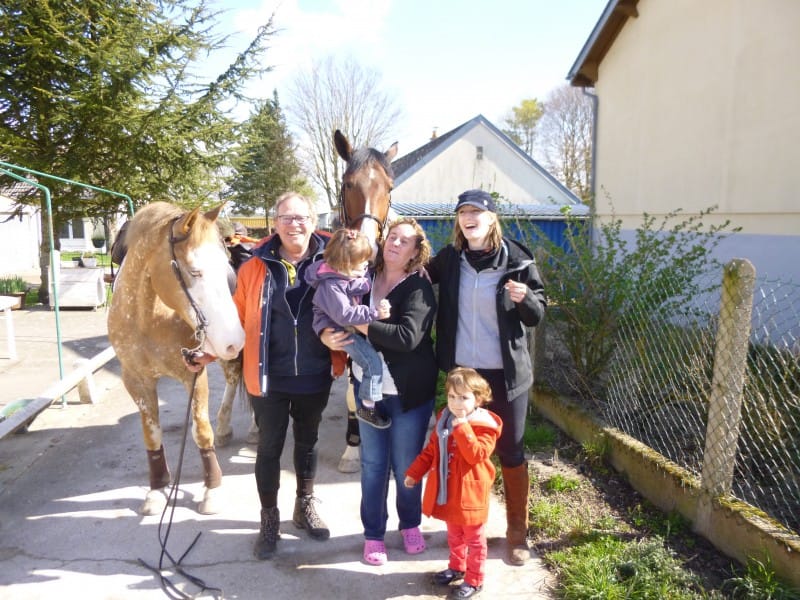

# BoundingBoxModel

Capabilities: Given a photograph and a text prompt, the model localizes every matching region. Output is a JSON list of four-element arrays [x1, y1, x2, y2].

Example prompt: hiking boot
[[253, 506, 280, 560], [293, 495, 330, 540], [448, 582, 482, 599], [356, 406, 391, 429], [432, 568, 465, 585]]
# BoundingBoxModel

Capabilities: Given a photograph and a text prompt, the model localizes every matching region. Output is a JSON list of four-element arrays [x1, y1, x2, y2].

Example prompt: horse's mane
[[111, 202, 221, 266], [345, 147, 395, 179]]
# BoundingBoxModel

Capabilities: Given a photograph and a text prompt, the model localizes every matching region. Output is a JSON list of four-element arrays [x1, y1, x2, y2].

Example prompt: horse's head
[[334, 129, 398, 260], [155, 204, 245, 360]]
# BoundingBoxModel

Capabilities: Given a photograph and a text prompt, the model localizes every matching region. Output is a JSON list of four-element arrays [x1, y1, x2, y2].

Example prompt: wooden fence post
[[696, 259, 756, 532]]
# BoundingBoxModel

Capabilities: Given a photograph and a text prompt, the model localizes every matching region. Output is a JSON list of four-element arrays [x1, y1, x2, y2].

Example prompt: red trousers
[[446, 522, 487, 587]]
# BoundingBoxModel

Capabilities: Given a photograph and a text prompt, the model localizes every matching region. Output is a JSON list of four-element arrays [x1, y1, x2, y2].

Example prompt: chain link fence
[[536, 260, 800, 536]]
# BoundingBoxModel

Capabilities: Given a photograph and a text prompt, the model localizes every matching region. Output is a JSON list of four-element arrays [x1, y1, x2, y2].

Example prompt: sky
[[211, 0, 608, 156]]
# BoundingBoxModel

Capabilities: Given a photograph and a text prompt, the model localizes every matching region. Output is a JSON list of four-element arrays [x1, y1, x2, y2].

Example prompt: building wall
[[593, 0, 800, 281], [0, 196, 40, 275], [393, 124, 578, 207]]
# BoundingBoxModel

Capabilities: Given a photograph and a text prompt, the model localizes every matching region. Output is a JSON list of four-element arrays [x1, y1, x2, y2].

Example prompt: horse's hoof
[[337, 445, 360, 473], [216, 430, 232, 447], [198, 486, 222, 515], [141, 488, 168, 515]]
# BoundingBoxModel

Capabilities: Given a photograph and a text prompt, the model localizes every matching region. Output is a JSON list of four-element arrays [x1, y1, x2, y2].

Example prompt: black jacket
[[364, 271, 438, 411], [428, 238, 546, 399]]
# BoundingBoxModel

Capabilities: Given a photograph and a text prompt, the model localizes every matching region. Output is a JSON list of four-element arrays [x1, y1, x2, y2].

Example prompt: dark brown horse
[[333, 129, 398, 472], [334, 129, 398, 259], [107, 202, 245, 515]]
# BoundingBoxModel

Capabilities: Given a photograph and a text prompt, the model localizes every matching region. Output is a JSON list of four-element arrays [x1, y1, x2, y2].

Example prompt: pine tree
[[226, 91, 305, 215], [0, 0, 275, 300]]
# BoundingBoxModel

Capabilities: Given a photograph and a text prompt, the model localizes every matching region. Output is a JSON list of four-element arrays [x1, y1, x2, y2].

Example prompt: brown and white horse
[[333, 129, 398, 472], [107, 202, 245, 515]]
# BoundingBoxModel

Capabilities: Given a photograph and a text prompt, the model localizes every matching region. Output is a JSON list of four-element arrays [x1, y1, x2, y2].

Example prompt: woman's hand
[[504, 280, 528, 303], [403, 476, 418, 488], [320, 327, 353, 350]]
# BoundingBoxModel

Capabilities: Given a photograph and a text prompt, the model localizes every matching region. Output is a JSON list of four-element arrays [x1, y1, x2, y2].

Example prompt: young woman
[[427, 189, 546, 566]]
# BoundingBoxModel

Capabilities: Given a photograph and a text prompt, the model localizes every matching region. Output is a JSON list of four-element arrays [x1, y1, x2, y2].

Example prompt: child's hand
[[403, 476, 417, 488], [377, 299, 391, 319]]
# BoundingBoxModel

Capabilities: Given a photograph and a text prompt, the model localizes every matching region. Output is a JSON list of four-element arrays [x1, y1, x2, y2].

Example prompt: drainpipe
[[582, 87, 599, 251], [582, 87, 599, 218]]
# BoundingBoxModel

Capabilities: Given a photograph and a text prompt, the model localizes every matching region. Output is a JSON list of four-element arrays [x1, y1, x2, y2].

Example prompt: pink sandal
[[363, 539, 388, 565], [401, 527, 426, 554]]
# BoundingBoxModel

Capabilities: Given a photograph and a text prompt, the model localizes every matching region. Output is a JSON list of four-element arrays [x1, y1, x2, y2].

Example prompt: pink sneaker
[[363, 539, 388, 565], [401, 527, 426, 554]]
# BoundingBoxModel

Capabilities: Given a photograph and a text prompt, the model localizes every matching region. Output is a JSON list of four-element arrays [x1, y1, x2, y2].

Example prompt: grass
[[521, 409, 800, 599]]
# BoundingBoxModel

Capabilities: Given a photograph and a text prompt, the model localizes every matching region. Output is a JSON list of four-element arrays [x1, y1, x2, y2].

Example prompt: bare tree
[[285, 55, 402, 209], [536, 85, 594, 204]]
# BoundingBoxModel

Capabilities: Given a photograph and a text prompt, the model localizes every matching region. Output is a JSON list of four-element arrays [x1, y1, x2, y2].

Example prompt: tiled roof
[[393, 201, 589, 219]]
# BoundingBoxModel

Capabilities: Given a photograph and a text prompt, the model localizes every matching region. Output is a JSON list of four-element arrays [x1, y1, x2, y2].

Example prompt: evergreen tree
[[226, 91, 305, 215], [0, 0, 274, 300]]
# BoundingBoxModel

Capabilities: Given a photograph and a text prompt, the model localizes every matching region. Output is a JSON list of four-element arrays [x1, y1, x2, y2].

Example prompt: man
[[191, 192, 337, 560]]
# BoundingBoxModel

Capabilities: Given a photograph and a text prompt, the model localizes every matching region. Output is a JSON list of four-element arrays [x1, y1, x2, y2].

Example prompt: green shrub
[[0, 275, 28, 294], [524, 201, 739, 403]]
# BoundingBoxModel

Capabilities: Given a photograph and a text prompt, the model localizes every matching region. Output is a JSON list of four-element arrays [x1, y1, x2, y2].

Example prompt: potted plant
[[91, 230, 106, 250], [0, 275, 29, 309], [81, 251, 98, 268]]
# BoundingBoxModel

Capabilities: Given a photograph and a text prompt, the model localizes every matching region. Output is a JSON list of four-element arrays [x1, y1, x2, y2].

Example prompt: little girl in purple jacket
[[305, 229, 391, 428]]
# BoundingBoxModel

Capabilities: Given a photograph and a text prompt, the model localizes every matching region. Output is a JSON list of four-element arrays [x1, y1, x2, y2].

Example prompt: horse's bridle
[[338, 184, 392, 239], [168, 216, 209, 353]]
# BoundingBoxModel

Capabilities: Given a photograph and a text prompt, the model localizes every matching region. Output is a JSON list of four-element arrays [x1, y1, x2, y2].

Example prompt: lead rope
[[138, 369, 224, 599]]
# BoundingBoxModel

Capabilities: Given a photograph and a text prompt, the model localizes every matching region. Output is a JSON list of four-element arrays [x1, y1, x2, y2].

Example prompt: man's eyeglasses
[[277, 215, 311, 225]]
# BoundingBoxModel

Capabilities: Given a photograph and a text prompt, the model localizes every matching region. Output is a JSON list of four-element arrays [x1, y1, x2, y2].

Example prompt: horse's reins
[[138, 217, 222, 599], [167, 216, 210, 364]]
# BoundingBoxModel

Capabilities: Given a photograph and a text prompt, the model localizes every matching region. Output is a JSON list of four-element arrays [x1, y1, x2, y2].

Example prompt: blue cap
[[455, 189, 496, 213]]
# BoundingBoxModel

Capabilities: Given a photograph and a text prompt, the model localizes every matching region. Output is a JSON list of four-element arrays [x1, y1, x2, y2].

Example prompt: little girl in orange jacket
[[405, 367, 502, 600]]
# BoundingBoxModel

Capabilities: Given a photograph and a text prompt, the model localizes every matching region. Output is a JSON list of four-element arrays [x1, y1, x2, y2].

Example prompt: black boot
[[293, 495, 330, 540], [254, 506, 280, 560]]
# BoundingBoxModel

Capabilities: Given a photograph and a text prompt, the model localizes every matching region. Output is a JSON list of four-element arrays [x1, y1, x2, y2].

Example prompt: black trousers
[[250, 385, 331, 508]]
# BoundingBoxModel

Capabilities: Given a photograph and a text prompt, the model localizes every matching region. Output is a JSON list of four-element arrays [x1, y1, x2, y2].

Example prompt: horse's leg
[[125, 376, 171, 515], [338, 381, 361, 473], [187, 370, 223, 515], [215, 358, 238, 447]]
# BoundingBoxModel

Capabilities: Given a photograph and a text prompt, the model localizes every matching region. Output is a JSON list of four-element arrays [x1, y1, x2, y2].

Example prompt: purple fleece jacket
[[304, 260, 380, 334]]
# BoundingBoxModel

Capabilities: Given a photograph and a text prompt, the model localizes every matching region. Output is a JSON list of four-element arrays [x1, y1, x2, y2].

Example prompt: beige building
[[568, 0, 800, 282]]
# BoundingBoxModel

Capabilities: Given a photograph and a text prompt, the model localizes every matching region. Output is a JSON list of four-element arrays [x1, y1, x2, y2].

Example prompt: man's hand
[[182, 349, 217, 372]]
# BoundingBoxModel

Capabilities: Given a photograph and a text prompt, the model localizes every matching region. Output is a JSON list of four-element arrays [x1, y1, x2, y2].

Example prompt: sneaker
[[431, 568, 465, 585], [448, 582, 482, 599], [363, 539, 388, 565], [356, 406, 391, 429], [401, 526, 425, 554], [293, 495, 330, 540], [253, 506, 280, 560]]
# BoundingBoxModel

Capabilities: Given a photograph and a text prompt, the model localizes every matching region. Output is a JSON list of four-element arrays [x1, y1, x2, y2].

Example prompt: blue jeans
[[354, 379, 434, 541], [346, 334, 383, 403]]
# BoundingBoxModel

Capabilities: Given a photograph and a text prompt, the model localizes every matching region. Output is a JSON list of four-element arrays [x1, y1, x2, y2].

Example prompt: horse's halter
[[338, 183, 392, 240], [168, 216, 209, 352]]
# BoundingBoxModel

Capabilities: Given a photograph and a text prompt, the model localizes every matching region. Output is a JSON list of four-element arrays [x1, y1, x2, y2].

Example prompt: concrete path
[[0, 306, 554, 599]]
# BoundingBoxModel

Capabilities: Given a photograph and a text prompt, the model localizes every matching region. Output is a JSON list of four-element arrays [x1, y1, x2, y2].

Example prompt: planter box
[[0, 292, 26, 310]]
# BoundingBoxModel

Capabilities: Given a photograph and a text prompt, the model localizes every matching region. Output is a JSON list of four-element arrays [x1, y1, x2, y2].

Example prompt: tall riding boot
[[254, 506, 280, 560], [502, 463, 531, 566]]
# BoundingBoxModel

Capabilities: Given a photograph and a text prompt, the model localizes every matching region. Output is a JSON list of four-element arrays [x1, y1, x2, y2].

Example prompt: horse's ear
[[334, 129, 352, 161], [180, 206, 202, 235], [385, 141, 399, 162], [204, 203, 225, 223]]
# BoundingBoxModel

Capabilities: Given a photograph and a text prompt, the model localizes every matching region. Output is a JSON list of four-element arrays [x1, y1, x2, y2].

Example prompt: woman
[[322, 218, 437, 566], [427, 189, 546, 566]]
